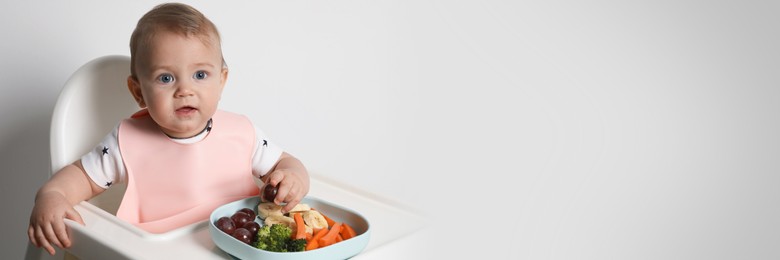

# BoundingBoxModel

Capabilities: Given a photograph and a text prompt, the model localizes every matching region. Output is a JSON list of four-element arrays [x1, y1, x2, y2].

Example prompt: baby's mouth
[[176, 106, 198, 114]]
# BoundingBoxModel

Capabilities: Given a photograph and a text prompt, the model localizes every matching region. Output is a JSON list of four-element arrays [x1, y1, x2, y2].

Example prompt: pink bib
[[116, 110, 259, 233]]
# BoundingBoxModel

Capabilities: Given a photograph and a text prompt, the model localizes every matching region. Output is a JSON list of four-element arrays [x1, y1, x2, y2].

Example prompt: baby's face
[[129, 31, 227, 138]]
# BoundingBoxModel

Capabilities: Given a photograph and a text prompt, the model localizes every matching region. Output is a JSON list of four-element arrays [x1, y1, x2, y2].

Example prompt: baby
[[28, 3, 310, 255]]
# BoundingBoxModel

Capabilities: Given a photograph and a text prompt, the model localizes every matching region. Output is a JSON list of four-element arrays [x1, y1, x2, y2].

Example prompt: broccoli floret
[[286, 238, 307, 252], [255, 225, 272, 251], [270, 224, 292, 242], [255, 224, 305, 252]]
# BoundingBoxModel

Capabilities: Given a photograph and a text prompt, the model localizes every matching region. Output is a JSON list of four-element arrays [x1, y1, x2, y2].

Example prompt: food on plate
[[215, 216, 236, 235], [318, 222, 342, 247], [216, 208, 260, 245], [321, 213, 336, 227], [232, 228, 253, 245], [292, 213, 306, 239], [231, 211, 253, 228], [302, 210, 328, 230], [256, 202, 311, 220], [289, 203, 311, 212], [264, 215, 295, 229], [256, 202, 283, 219], [238, 207, 256, 219], [243, 221, 261, 240], [292, 212, 313, 237], [255, 224, 307, 252], [216, 200, 360, 252], [286, 237, 307, 252], [340, 222, 357, 239], [306, 220, 358, 251]]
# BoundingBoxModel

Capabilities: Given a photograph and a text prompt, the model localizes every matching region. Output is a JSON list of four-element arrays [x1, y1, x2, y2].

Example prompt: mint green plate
[[209, 196, 371, 260]]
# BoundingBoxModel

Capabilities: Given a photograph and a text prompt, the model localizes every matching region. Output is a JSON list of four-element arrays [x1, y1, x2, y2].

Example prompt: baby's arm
[[261, 152, 310, 213], [28, 160, 105, 255]]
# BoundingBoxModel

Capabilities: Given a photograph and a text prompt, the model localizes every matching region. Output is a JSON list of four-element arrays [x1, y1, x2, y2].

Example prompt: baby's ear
[[218, 68, 229, 91], [127, 76, 146, 108], [221, 68, 229, 84]]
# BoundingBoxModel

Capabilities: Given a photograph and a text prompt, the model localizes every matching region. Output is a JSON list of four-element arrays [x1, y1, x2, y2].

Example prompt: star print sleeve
[[80, 124, 127, 189], [251, 125, 284, 178]]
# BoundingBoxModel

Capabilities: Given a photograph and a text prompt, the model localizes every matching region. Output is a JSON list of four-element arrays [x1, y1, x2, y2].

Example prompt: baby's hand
[[263, 167, 309, 213], [28, 191, 85, 255]]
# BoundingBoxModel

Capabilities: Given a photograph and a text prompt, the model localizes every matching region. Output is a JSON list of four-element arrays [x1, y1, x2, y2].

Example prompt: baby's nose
[[174, 82, 195, 97]]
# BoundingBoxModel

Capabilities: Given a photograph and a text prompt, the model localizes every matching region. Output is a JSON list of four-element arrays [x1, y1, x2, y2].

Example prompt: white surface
[[4, 1, 780, 259]]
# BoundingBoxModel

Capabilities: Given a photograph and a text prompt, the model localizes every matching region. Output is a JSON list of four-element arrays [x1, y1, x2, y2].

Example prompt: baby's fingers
[[44, 222, 65, 249], [34, 226, 56, 255], [265, 170, 285, 187], [65, 207, 85, 226], [274, 180, 289, 204], [53, 218, 72, 248], [281, 197, 302, 213], [28, 225, 39, 247], [278, 182, 302, 213], [53, 207, 84, 248]]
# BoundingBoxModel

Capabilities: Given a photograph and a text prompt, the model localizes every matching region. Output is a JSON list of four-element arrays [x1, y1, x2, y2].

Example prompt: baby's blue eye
[[158, 73, 174, 84], [194, 71, 208, 80]]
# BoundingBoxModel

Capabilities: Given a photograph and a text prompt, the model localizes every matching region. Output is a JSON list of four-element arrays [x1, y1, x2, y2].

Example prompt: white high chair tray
[[63, 175, 425, 259]]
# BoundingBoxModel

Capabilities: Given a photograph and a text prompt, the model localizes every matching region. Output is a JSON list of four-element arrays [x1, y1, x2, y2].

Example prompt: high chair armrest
[[62, 212, 133, 259], [62, 202, 228, 259]]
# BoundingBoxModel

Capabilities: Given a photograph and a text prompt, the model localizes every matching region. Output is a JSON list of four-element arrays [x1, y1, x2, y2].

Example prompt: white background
[[2, 1, 780, 259]]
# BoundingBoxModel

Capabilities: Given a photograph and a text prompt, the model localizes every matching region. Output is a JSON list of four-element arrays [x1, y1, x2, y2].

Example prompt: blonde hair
[[129, 3, 225, 78]]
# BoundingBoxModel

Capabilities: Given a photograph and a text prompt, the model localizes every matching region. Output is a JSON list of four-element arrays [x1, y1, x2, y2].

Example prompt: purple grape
[[215, 216, 236, 235], [238, 208, 256, 220], [262, 184, 277, 202], [231, 211, 252, 228], [243, 222, 261, 241], [232, 228, 252, 245]]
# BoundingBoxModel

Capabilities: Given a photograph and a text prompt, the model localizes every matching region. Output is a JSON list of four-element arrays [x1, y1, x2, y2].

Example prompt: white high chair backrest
[[50, 55, 138, 214]]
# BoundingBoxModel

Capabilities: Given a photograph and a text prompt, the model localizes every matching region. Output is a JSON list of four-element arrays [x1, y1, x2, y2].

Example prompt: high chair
[[27, 55, 426, 260], [27, 55, 136, 259], [49, 55, 137, 216]]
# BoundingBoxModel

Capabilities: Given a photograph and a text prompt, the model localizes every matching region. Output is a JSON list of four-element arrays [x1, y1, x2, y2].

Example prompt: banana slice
[[264, 215, 296, 229], [302, 210, 328, 230], [289, 212, 314, 236], [257, 202, 283, 219], [288, 203, 311, 213], [302, 225, 313, 235]]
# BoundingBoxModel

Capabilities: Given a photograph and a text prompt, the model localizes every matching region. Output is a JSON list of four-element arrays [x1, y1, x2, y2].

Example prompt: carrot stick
[[305, 240, 319, 251], [318, 222, 342, 248], [293, 213, 306, 240], [336, 233, 343, 242], [312, 228, 328, 240], [340, 223, 357, 240], [307, 228, 328, 250], [321, 213, 336, 228]]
